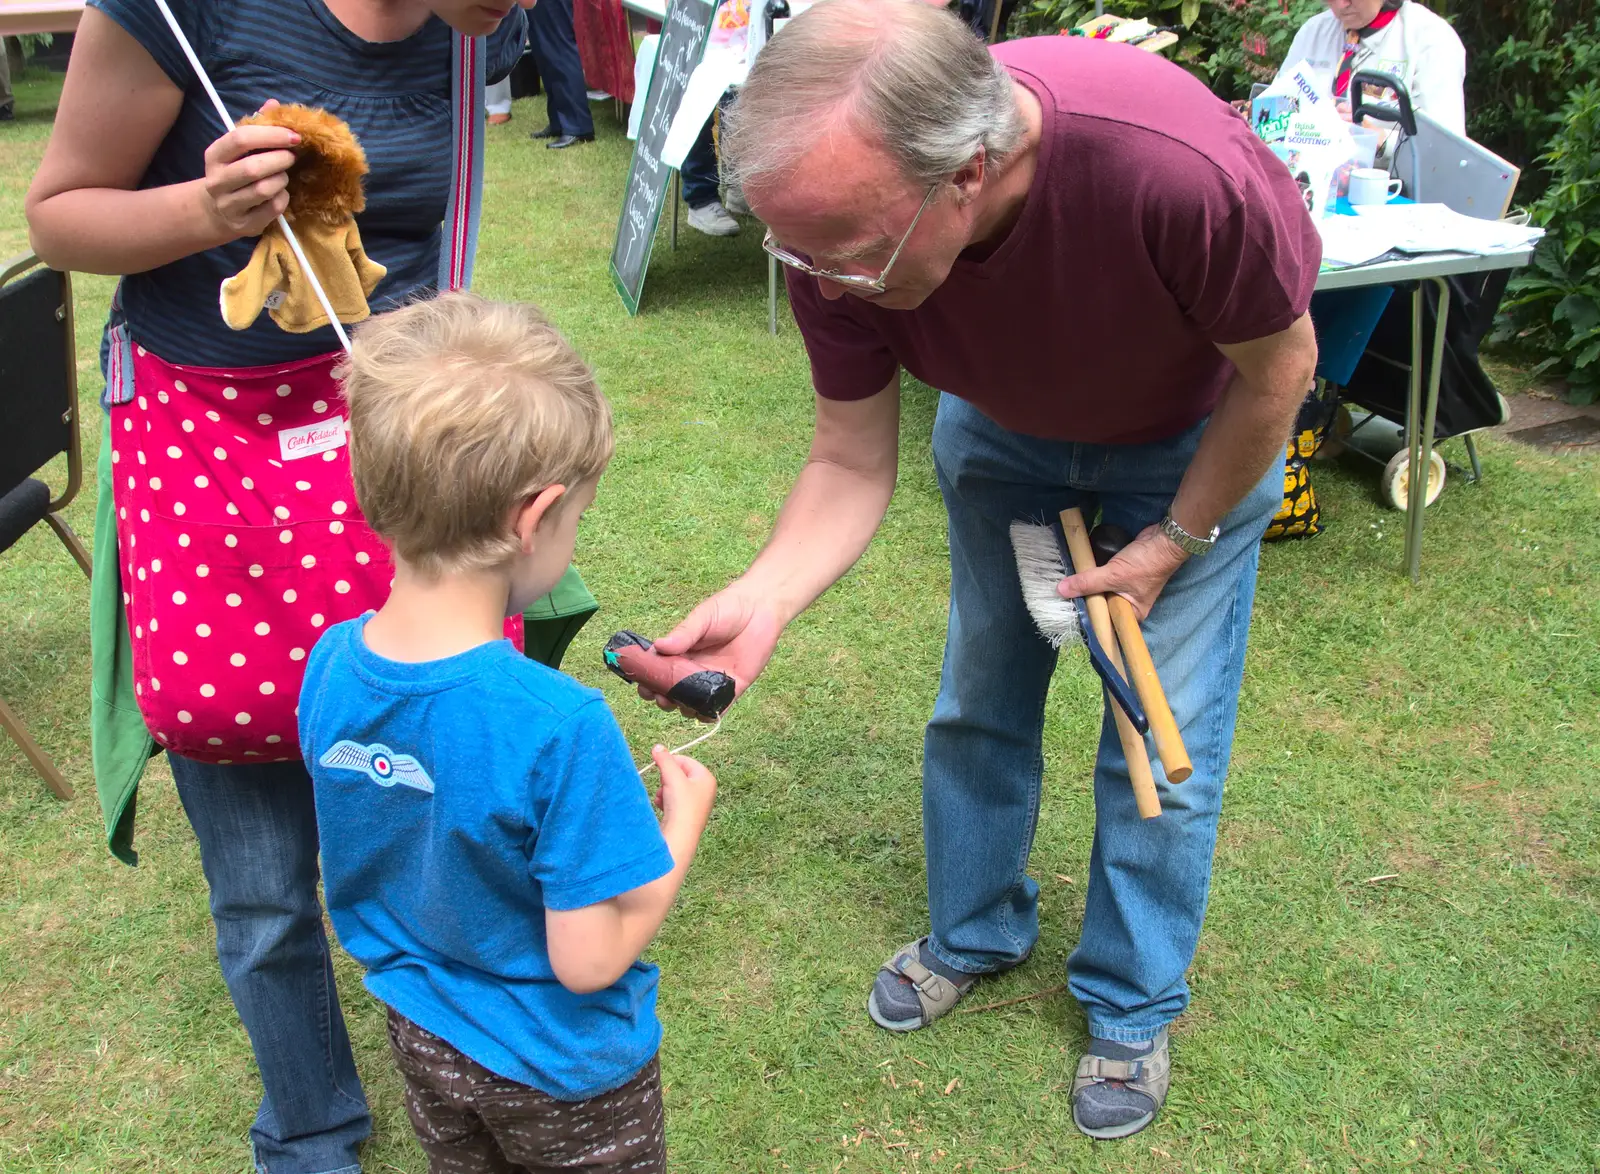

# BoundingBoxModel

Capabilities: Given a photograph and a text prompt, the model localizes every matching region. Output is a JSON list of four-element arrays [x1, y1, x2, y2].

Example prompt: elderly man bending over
[[647, 0, 1320, 1139]]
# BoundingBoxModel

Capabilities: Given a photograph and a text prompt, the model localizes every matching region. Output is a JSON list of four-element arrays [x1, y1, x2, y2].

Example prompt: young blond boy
[[299, 292, 716, 1174]]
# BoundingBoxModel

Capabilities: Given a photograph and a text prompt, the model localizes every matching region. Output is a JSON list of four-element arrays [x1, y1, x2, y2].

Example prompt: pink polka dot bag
[[110, 349, 389, 762], [111, 348, 522, 763]]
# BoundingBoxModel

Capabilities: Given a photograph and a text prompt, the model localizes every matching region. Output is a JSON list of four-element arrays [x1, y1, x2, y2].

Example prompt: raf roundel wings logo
[[319, 741, 435, 794]]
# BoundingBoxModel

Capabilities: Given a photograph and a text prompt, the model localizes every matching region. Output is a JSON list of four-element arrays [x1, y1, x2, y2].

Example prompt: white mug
[[1348, 167, 1403, 206]]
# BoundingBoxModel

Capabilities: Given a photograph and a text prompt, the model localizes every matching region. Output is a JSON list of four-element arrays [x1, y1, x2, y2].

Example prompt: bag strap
[[440, 31, 486, 293]]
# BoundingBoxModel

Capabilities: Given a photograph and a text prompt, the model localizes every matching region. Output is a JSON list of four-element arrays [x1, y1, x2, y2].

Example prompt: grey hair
[[720, 0, 1026, 193]]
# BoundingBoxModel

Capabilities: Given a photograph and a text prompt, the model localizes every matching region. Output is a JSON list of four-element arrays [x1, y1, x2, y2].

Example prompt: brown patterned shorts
[[386, 1007, 665, 1173]]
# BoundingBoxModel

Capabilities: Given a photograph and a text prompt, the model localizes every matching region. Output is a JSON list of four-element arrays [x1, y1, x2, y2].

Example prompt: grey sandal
[[866, 937, 979, 1032], [1070, 1027, 1172, 1140]]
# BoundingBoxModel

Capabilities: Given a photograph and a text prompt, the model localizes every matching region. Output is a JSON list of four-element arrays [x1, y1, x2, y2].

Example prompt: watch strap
[[1160, 513, 1219, 556]]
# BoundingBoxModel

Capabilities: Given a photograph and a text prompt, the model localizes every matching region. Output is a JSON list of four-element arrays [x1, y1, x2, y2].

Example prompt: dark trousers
[[528, 0, 594, 137], [387, 1009, 666, 1173], [681, 90, 739, 208], [681, 118, 719, 208], [0, 36, 13, 115]]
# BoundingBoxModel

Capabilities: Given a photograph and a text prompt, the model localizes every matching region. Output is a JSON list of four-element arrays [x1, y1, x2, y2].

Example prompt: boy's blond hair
[[339, 292, 613, 576]]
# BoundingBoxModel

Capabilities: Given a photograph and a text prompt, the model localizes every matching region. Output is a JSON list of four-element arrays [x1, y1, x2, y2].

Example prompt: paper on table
[[1350, 203, 1544, 255], [627, 36, 658, 141], [1316, 215, 1398, 267], [661, 47, 749, 169]]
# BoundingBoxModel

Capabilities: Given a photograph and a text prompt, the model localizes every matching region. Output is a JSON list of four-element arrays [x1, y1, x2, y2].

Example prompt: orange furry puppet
[[220, 105, 387, 334]]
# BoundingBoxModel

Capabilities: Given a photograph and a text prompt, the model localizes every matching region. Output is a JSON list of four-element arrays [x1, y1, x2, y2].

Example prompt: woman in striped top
[[25, 3, 529, 1172]]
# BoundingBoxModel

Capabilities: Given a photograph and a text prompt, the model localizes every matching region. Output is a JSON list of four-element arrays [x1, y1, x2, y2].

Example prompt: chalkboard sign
[[609, 0, 716, 315]]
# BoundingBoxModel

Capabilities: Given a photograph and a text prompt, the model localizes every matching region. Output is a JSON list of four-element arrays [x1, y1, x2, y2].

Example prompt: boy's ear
[[514, 484, 567, 552]]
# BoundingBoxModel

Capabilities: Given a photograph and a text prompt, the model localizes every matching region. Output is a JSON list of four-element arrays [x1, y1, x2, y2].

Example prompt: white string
[[637, 715, 723, 777], [151, 0, 354, 354]]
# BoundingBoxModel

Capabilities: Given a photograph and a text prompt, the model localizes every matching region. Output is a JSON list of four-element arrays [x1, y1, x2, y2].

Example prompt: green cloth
[[88, 411, 600, 866], [89, 415, 155, 866], [522, 563, 598, 671]]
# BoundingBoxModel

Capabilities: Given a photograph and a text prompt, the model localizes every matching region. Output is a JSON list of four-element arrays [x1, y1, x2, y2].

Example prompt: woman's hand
[[200, 104, 300, 241]]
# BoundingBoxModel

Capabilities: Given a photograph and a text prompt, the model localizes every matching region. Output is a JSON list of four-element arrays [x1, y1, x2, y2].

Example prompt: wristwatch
[[1158, 513, 1220, 557]]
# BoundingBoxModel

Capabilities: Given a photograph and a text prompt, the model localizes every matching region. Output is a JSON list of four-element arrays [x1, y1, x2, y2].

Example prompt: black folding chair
[[1, 253, 89, 801]]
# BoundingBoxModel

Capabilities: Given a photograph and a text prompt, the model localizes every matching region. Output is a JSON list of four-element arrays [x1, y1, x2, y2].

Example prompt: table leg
[[1405, 285, 1422, 561], [768, 254, 777, 336], [671, 171, 679, 252], [1404, 276, 1451, 582]]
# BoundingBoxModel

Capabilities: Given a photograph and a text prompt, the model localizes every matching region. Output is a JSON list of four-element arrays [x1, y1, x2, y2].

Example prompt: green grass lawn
[[3, 68, 1599, 1173]]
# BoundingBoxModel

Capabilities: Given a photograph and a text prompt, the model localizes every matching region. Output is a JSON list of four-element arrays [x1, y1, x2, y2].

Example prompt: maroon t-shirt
[[787, 37, 1322, 445]]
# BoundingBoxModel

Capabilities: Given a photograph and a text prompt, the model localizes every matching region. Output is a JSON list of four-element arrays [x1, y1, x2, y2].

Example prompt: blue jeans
[[170, 756, 370, 1174], [923, 395, 1280, 1043]]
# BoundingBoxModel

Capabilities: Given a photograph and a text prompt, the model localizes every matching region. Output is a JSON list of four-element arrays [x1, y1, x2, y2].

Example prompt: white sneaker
[[687, 200, 740, 237], [723, 186, 750, 216]]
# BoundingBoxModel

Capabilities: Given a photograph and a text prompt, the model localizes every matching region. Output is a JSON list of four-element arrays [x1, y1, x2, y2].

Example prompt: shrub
[[1011, 0, 1322, 97], [1494, 80, 1600, 403], [1441, 1, 1598, 194], [16, 33, 55, 60]]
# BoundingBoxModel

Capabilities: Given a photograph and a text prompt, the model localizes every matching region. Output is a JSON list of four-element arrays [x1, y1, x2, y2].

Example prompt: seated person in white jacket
[[1274, 0, 1465, 149]]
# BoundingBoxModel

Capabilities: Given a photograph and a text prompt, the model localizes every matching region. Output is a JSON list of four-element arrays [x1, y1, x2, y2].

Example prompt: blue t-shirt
[[299, 617, 675, 1101], [89, 0, 525, 367]]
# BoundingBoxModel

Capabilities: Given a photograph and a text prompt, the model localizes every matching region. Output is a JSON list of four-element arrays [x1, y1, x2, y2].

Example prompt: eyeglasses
[[761, 184, 939, 294]]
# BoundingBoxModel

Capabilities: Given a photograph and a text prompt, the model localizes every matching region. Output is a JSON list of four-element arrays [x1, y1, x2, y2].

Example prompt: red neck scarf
[[1334, 6, 1401, 98]]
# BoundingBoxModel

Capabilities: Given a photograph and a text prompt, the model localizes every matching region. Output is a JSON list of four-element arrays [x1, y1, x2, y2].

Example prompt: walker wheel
[[1381, 449, 1446, 511]]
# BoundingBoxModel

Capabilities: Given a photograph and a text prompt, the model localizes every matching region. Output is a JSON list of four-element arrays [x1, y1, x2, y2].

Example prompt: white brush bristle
[[1009, 520, 1083, 649]]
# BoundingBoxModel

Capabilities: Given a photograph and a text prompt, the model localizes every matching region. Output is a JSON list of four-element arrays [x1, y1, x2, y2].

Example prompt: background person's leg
[[528, 0, 594, 141], [1067, 432, 1283, 1041], [0, 37, 13, 120], [680, 119, 719, 209], [486, 76, 513, 123], [682, 113, 738, 235], [170, 756, 370, 1174]]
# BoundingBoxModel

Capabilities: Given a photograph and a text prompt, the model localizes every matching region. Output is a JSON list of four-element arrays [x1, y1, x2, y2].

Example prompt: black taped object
[[1089, 523, 1135, 567], [603, 630, 737, 719]]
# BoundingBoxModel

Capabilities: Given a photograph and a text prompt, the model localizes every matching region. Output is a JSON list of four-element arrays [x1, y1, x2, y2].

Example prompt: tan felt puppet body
[[220, 105, 386, 334]]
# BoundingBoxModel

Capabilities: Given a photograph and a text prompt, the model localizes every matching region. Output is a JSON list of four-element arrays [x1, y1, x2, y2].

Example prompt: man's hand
[[1055, 524, 1188, 621], [642, 584, 786, 719], [1063, 312, 1316, 620], [641, 381, 902, 720]]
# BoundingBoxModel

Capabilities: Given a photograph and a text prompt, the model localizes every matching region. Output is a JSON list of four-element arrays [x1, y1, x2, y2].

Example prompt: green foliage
[[1011, 0, 1322, 96], [15, 33, 54, 60], [1435, 1, 1599, 186], [1495, 80, 1600, 404]]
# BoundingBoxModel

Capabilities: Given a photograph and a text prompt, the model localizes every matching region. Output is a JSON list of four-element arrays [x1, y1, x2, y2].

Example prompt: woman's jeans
[[923, 395, 1281, 1043], [169, 755, 370, 1174]]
